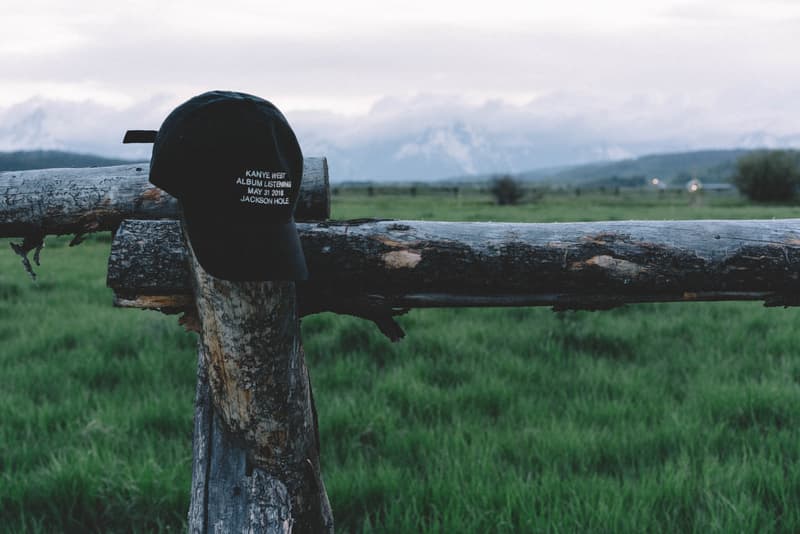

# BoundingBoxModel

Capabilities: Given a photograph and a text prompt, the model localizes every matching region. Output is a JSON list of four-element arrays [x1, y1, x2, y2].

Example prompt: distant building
[[702, 183, 736, 192], [685, 178, 736, 193]]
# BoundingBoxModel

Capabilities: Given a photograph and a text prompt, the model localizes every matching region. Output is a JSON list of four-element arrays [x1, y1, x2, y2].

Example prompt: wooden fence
[[3, 161, 800, 532]]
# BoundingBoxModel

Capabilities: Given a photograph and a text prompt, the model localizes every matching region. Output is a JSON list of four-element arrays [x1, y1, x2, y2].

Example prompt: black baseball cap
[[148, 90, 308, 281]]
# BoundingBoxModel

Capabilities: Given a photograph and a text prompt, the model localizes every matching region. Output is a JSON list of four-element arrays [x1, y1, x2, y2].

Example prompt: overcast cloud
[[1, 0, 799, 179]]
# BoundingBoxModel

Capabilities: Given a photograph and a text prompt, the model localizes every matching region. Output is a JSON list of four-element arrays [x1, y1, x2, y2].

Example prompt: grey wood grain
[[108, 218, 800, 312], [185, 226, 333, 533], [0, 157, 329, 238], [189, 343, 297, 534]]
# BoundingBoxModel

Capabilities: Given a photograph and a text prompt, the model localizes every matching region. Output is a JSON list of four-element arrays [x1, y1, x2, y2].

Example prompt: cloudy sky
[[1, 0, 799, 179]]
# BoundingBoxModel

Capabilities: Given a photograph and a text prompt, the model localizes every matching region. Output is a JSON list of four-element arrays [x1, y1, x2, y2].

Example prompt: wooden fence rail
[[105, 218, 800, 341], [0, 159, 330, 238]]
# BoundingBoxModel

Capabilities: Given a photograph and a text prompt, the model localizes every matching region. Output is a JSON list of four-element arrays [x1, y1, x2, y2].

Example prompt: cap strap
[[122, 130, 158, 143]]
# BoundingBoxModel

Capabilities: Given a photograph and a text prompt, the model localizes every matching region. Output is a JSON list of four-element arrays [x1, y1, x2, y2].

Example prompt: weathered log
[[184, 225, 333, 532], [0, 157, 329, 238], [108, 218, 800, 316], [189, 343, 295, 533]]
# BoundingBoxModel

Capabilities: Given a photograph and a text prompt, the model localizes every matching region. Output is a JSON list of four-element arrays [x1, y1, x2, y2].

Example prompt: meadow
[[3, 188, 800, 532]]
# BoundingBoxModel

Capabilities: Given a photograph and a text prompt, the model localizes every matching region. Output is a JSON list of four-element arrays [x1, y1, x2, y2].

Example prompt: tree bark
[[0, 158, 329, 238], [108, 218, 800, 314], [184, 224, 333, 533]]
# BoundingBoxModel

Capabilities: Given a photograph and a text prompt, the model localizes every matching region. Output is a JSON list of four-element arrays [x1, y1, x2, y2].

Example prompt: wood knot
[[382, 250, 422, 269], [141, 187, 163, 202]]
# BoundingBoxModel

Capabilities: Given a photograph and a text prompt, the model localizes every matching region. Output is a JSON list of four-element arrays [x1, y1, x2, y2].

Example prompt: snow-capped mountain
[[296, 121, 640, 182], [2, 96, 799, 182]]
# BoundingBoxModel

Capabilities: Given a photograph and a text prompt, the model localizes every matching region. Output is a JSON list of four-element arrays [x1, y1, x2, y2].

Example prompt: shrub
[[733, 150, 800, 202], [489, 175, 525, 205]]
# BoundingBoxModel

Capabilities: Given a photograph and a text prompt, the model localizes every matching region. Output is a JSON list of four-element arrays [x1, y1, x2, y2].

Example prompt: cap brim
[[183, 205, 308, 281]]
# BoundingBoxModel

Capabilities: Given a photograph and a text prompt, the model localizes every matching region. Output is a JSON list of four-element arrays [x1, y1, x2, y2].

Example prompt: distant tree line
[[733, 150, 800, 202], [330, 150, 800, 205]]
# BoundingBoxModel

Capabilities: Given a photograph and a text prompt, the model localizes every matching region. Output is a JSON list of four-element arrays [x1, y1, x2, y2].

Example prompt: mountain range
[[0, 147, 786, 188], [0, 150, 133, 172], [2, 96, 799, 183], [299, 121, 798, 184]]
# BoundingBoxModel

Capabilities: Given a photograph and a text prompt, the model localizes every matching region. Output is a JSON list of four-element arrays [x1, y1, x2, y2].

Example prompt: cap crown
[[148, 90, 308, 281], [150, 90, 303, 226]]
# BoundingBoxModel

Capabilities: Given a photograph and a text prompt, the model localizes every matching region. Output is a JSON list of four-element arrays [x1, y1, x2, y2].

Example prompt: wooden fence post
[[183, 226, 333, 533]]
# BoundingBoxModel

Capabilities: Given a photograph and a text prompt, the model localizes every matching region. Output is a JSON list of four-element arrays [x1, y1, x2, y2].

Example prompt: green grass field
[[3, 189, 800, 532]]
